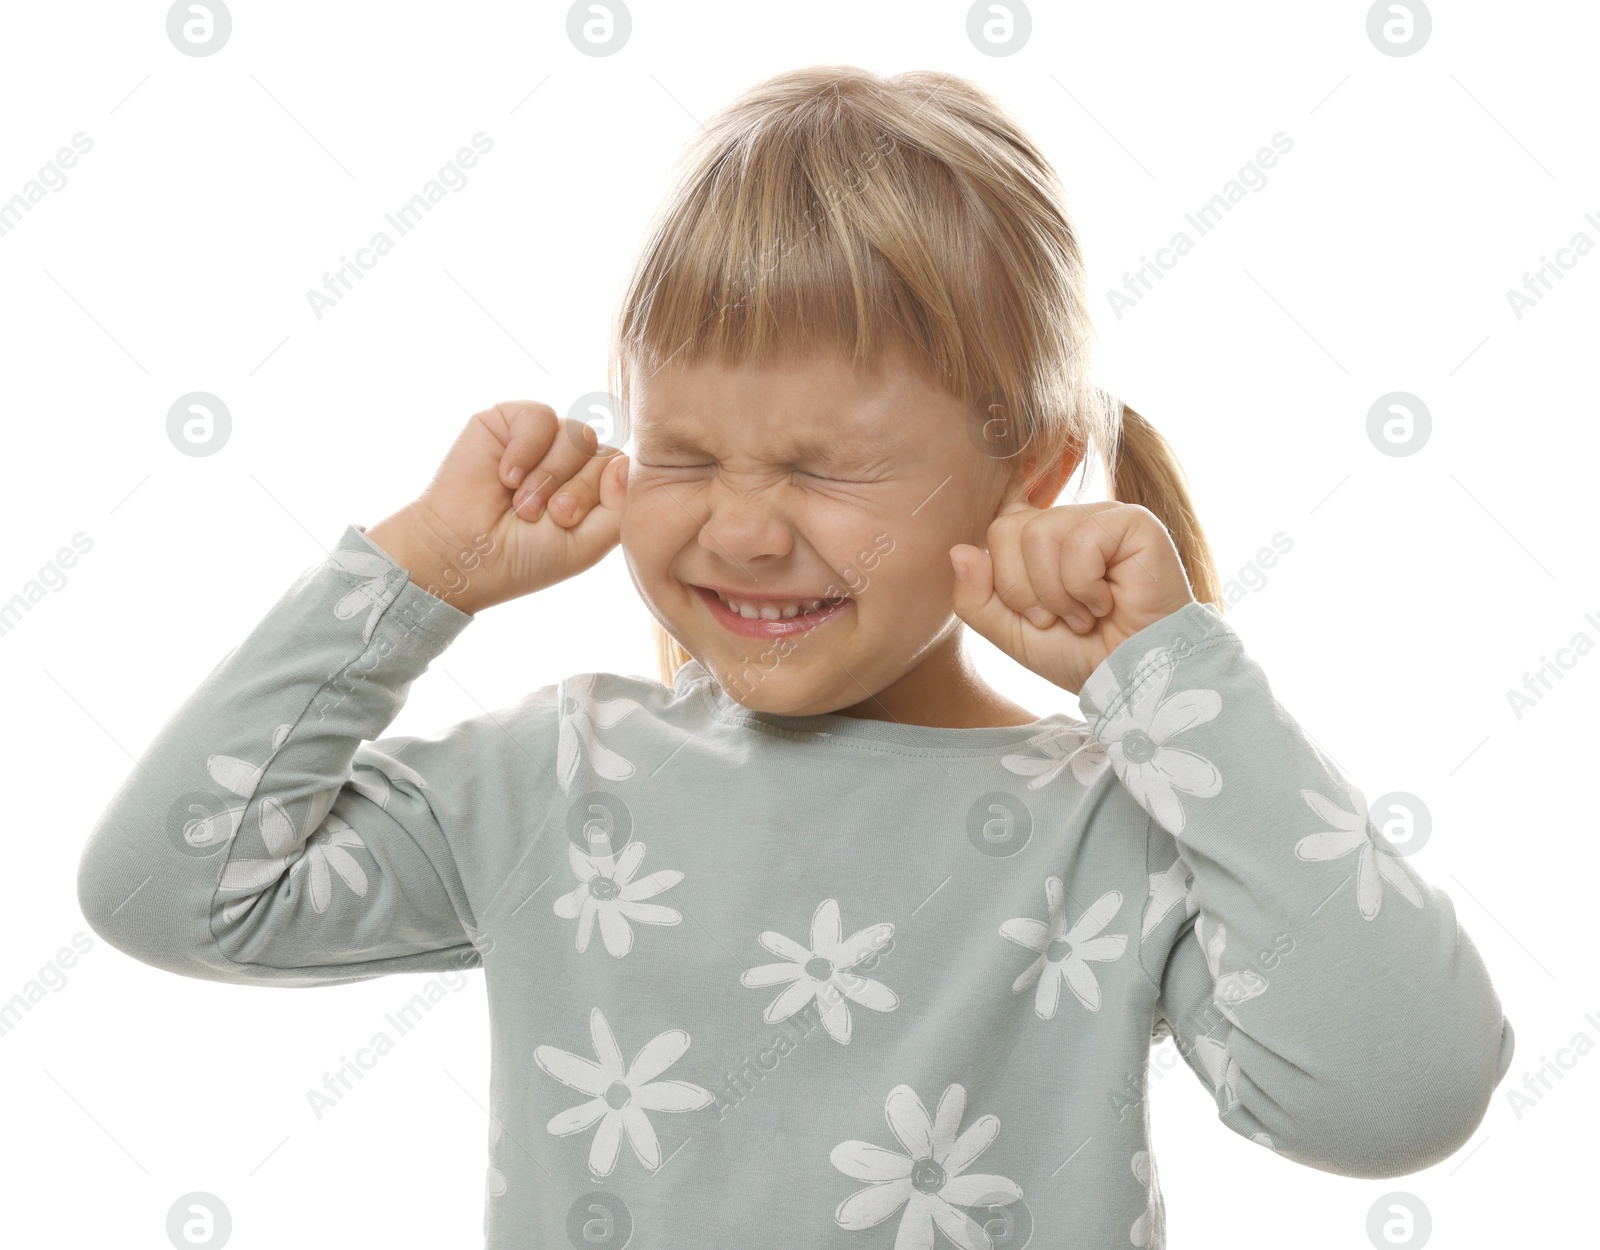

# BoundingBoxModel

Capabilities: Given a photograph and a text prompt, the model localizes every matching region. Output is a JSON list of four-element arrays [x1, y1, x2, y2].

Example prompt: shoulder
[[354, 667, 717, 801], [546, 668, 718, 789], [559, 665, 709, 715]]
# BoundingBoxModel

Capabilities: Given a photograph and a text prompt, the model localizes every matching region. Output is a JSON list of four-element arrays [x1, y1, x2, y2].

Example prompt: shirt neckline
[[672, 659, 1084, 753]]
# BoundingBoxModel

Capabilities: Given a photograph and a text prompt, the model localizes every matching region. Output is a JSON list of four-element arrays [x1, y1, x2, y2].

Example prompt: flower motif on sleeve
[[554, 834, 684, 957], [534, 1007, 713, 1177], [1141, 854, 1198, 940], [1000, 725, 1108, 789], [831, 1082, 1021, 1250], [349, 745, 432, 808], [182, 723, 294, 850], [1192, 1030, 1241, 1112], [1294, 779, 1425, 921], [1195, 915, 1267, 1027], [485, 1117, 507, 1199], [557, 673, 642, 788], [327, 545, 404, 644], [1000, 881, 1127, 1018], [217, 786, 370, 921], [1079, 647, 1222, 835], [740, 899, 897, 1044]]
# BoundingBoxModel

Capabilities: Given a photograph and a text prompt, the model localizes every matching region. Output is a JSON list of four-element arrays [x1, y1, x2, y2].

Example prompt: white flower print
[[554, 833, 683, 957], [486, 1116, 507, 1199], [217, 786, 370, 921], [1192, 1030, 1241, 1112], [181, 723, 294, 850], [1000, 881, 1127, 1018], [741, 899, 897, 1044], [1294, 779, 1424, 921], [534, 1007, 713, 1177], [327, 545, 404, 645], [1195, 916, 1267, 1028], [348, 745, 431, 809], [1130, 1150, 1156, 1247], [1079, 646, 1222, 835], [557, 673, 642, 788], [1000, 725, 1108, 789], [1141, 854, 1197, 940], [831, 1082, 1022, 1250]]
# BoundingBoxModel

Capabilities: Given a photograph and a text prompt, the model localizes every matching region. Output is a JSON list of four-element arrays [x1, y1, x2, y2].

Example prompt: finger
[[950, 543, 1017, 647], [513, 418, 601, 521], [1061, 506, 1146, 617], [546, 445, 622, 528], [986, 512, 1060, 630], [1019, 514, 1104, 631], [562, 451, 628, 562], [489, 400, 560, 491]]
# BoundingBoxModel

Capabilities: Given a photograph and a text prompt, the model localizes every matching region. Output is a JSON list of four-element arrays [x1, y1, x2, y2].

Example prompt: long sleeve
[[1077, 600, 1514, 1179], [76, 524, 487, 987]]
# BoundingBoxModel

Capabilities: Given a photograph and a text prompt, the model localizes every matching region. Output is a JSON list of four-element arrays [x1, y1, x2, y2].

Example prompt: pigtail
[[1104, 400, 1225, 612]]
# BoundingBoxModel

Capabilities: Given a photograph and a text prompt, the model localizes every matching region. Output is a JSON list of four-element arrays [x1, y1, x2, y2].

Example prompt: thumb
[[567, 452, 627, 560], [950, 542, 1017, 648]]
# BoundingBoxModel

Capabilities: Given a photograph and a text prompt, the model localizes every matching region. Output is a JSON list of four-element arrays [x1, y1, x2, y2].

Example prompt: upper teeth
[[715, 590, 833, 620]]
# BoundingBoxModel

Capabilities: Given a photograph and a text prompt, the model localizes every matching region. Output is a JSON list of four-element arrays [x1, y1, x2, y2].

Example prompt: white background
[[1, 1, 1593, 1246]]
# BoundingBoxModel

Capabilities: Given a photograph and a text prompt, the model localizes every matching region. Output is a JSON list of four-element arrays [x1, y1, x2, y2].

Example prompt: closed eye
[[636, 461, 867, 483]]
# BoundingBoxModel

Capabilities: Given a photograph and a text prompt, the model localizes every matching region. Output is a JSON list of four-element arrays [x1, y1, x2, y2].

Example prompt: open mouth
[[692, 585, 852, 637]]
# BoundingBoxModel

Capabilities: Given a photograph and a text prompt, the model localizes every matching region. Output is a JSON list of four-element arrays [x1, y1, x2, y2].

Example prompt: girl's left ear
[[1017, 436, 1083, 509]]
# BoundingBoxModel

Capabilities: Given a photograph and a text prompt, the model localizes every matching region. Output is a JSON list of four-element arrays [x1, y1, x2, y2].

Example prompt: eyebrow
[[636, 424, 895, 463]]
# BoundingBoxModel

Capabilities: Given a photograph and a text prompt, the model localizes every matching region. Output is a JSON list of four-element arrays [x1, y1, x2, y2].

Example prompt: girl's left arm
[[1077, 599, 1514, 1179]]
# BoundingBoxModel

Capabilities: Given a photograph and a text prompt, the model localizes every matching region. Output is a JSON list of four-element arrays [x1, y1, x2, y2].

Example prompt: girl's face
[[619, 345, 1027, 721]]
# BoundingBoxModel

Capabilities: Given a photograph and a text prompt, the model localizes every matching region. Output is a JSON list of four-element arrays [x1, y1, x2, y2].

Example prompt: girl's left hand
[[950, 499, 1198, 696]]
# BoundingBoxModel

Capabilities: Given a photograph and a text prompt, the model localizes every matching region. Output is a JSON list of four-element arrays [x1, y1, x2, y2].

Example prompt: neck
[[832, 623, 1040, 728]]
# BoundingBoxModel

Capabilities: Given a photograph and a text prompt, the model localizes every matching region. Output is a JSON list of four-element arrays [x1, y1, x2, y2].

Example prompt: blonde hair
[[605, 66, 1223, 687]]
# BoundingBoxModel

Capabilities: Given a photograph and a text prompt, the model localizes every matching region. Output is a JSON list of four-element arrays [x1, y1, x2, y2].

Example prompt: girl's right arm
[[75, 402, 627, 985]]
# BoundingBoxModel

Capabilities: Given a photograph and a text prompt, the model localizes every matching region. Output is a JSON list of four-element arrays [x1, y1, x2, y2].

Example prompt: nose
[[695, 475, 796, 568]]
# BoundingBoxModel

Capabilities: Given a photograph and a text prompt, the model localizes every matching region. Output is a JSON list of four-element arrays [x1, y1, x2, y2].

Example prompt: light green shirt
[[77, 523, 1514, 1248]]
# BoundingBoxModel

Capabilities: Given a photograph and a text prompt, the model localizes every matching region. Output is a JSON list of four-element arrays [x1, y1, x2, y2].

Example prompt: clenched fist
[[365, 400, 628, 616], [950, 499, 1197, 695]]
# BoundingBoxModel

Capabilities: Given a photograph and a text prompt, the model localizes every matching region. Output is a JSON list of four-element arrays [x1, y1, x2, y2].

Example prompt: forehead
[[630, 353, 933, 457]]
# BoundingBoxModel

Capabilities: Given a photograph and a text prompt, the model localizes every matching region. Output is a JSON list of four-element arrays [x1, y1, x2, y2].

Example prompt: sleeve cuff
[[340, 523, 477, 644], [1076, 600, 1236, 740]]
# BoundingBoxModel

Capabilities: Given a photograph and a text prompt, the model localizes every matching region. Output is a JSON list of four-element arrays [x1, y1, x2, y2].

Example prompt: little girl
[[78, 66, 1512, 1249]]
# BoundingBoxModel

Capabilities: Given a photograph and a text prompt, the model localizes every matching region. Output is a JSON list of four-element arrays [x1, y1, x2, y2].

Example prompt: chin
[[706, 659, 840, 717]]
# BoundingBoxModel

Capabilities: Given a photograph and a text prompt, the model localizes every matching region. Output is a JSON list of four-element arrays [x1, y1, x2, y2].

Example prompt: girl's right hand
[[365, 400, 628, 615]]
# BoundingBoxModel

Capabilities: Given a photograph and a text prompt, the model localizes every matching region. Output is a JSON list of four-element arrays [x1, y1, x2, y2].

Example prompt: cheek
[[848, 528, 960, 609], [619, 489, 688, 555], [823, 524, 915, 600]]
